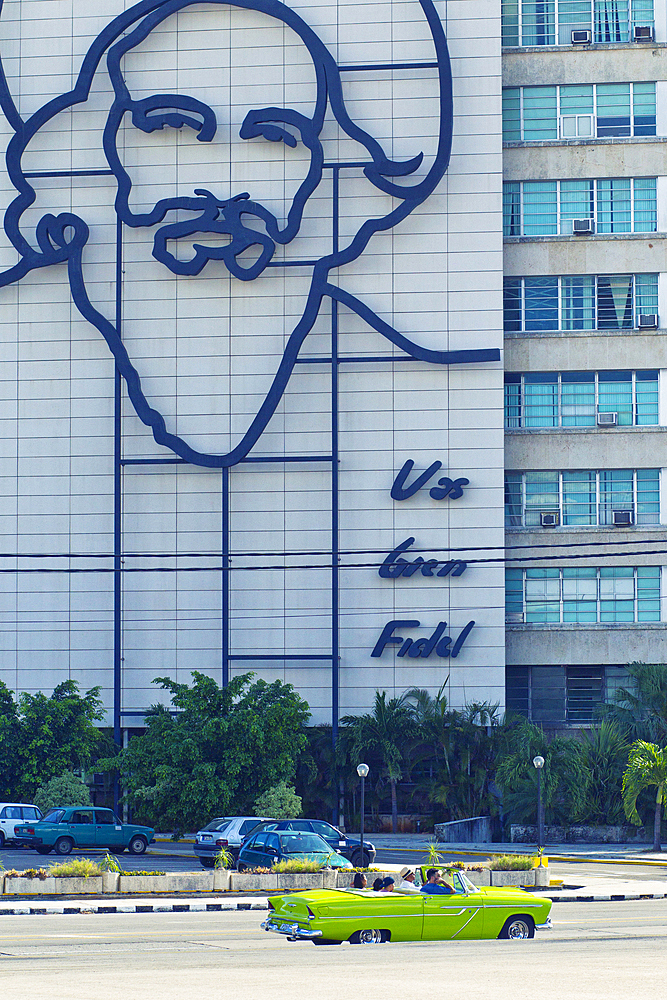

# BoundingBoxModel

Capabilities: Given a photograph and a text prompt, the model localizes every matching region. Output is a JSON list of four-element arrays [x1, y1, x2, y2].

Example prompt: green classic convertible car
[[261, 868, 552, 944], [14, 806, 155, 856]]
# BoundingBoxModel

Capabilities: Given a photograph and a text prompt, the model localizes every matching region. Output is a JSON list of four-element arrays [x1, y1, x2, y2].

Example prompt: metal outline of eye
[[129, 94, 217, 142]]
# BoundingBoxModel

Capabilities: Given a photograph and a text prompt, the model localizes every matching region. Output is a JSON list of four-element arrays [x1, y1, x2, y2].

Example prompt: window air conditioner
[[634, 25, 654, 41], [612, 510, 634, 526], [540, 511, 560, 527], [571, 29, 592, 43], [573, 218, 594, 234], [505, 612, 524, 624], [638, 314, 658, 329], [597, 412, 618, 426]]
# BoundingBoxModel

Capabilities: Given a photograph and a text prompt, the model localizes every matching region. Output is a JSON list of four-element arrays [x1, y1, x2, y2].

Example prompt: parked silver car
[[193, 816, 275, 868]]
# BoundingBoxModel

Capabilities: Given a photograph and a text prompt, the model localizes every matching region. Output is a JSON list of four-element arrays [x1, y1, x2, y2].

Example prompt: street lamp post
[[357, 763, 369, 865], [533, 755, 545, 851]]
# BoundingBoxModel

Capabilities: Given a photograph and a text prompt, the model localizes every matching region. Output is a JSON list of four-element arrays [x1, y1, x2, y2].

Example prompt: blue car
[[237, 829, 353, 872], [248, 819, 376, 867]]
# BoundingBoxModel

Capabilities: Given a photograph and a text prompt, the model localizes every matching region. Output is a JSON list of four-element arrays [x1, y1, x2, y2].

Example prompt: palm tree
[[622, 740, 667, 852], [602, 662, 667, 743], [579, 721, 629, 826], [495, 720, 589, 829], [340, 691, 417, 833]]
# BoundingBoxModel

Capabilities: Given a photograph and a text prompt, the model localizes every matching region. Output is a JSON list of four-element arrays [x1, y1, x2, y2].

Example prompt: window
[[71, 810, 94, 824], [95, 810, 115, 825], [567, 666, 605, 722], [505, 370, 659, 427], [0, 806, 21, 819], [503, 83, 656, 140], [310, 821, 336, 838], [503, 275, 658, 331], [506, 665, 607, 723], [502, 0, 654, 46], [505, 469, 659, 526], [503, 178, 656, 236], [505, 566, 661, 622], [21, 807, 41, 821]]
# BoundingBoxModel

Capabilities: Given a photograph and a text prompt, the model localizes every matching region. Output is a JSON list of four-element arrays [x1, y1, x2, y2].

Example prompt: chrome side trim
[[451, 908, 483, 938], [261, 918, 322, 940]]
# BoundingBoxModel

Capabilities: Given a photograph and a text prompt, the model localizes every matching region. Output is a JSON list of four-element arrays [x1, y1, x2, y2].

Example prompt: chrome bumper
[[261, 917, 322, 940], [535, 918, 553, 931]]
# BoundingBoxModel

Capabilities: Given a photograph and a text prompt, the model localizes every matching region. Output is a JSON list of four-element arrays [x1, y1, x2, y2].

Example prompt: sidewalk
[[367, 835, 667, 865]]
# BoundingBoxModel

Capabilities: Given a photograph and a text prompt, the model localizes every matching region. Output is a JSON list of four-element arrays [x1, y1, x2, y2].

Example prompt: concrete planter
[[102, 872, 119, 893], [118, 872, 214, 894], [3, 876, 104, 895], [489, 870, 536, 888], [213, 869, 231, 892], [277, 873, 326, 891], [511, 823, 650, 844], [535, 866, 550, 888], [462, 869, 491, 887], [230, 872, 278, 892]]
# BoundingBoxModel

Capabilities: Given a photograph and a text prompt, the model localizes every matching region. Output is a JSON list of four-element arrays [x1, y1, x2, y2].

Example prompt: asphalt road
[[3, 842, 667, 885], [0, 900, 666, 1000]]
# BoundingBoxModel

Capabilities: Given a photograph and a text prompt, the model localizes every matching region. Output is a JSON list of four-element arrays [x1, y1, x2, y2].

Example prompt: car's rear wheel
[[54, 837, 74, 856], [128, 835, 147, 855], [35, 846, 52, 855], [498, 916, 535, 940], [0, 832, 5, 849], [237, 862, 248, 872], [200, 858, 215, 869], [110, 848, 125, 854], [351, 850, 371, 869], [349, 929, 386, 945]]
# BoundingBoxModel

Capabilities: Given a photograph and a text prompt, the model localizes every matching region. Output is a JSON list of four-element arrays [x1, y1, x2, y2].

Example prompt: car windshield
[[42, 809, 65, 823], [445, 870, 480, 894], [278, 833, 331, 854], [201, 819, 231, 833]]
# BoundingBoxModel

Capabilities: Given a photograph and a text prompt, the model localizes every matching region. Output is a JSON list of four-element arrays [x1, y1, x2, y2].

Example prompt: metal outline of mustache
[[0, 0, 500, 470]]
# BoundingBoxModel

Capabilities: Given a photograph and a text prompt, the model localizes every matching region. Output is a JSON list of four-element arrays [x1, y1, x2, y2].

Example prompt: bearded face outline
[[0, 0, 498, 469]]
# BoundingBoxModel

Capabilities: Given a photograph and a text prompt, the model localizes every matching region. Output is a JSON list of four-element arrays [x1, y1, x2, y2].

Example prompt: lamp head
[[357, 763, 370, 778], [533, 755, 545, 769]]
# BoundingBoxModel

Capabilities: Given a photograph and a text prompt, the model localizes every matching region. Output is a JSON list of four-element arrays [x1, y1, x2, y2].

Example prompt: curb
[[0, 896, 270, 915], [0, 890, 665, 915], [378, 847, 667, 868]]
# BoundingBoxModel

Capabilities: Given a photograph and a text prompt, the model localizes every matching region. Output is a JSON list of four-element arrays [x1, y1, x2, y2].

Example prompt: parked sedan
[[261, 867, 553, 944], [237, 829, 353, 871], [15, 806, 155, 856], [250, 819, 376, 867], [194, 816, 275, 868], [0, 803, 42, 847]]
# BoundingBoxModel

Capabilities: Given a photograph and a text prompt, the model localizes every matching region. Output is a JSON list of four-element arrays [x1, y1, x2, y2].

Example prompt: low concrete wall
[[490, 870, 536, 888], [511, 824, 650, 844], [435, 818, 491, 843]]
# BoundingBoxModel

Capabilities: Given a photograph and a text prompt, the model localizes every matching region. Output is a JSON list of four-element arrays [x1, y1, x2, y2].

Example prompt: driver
[[420, 868, 456, 895]]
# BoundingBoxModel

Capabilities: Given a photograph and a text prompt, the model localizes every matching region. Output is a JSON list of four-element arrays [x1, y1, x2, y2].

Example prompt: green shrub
[[4, 868, 49, 880], [450, 860, 488, 872], [214, 848, 234, 870], [487, 854, 533, 871], [271, 858, 323, 873], [254, 781, 302, 820], [99, 853, 121, 873], [33, 772, 91, 813], [48, 857, 102, 878]]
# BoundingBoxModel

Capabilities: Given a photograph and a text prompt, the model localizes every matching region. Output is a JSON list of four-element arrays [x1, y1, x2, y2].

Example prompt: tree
[[34, 772, 91, 813], [97, 672, 310, 836], [340, 691, 417, 834], [602, 663, 667, 743], [0, 680, 105, 800], [578, 722, 629, 826], [254, 781, 302, 820], [495, 721, 589, 827], [405, 685, 502, 824], [622, 740, 667, 852]]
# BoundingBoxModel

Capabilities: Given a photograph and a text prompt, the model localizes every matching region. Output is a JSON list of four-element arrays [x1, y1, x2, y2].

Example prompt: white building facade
[[0, 0, 506, 733]]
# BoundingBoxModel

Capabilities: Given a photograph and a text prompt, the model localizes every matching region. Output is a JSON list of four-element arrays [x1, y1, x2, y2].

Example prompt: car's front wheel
[[349, 929, 386, 945], [200, 858, 215, 869], [498, 916, 535, 940], [236, 861, 248, 873], [351, 850, 371, 869], [54, 838, 74, 856], [128, 835, 147, 855], [35, 846, 52, 855]]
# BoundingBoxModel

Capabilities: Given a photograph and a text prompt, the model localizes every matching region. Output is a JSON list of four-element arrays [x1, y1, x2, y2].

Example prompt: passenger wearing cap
[[381, 877, 395, 892], [396, 866, 421, 894]]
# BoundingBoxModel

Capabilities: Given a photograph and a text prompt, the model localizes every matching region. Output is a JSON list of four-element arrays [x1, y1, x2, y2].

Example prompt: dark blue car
[[248, 819, 375, 867]]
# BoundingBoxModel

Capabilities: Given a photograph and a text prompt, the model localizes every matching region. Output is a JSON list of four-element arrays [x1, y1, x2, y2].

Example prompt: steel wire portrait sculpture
[[0, 0, 499, 469]]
